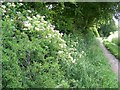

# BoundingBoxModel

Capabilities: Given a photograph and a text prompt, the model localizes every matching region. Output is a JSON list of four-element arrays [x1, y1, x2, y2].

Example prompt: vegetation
[[1, 2, 119, 88], [104, 41, 120, 60], [26, 2, 118, 33], [98, 19, 118, 37], [103, 31, 120, 60]]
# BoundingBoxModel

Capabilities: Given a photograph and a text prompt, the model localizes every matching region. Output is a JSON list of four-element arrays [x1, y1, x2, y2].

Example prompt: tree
[[21, 2, 119, 34], [98, 19, 117, 37]]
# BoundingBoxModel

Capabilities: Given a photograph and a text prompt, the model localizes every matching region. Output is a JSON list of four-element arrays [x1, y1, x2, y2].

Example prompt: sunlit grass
[[63, 31, 118, 88]]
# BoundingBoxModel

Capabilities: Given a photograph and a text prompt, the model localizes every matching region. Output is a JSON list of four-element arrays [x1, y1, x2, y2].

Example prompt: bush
[[98, 20, 117, 37], [2, 3, 75, 88]]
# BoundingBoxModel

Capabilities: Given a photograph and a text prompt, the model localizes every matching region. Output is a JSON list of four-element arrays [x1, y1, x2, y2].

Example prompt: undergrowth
[[1, 2, 118, 88], [63, 32, 118, 88]]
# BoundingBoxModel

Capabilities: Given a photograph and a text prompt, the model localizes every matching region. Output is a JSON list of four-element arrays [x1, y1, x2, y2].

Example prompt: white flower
[[23, 21, 29, 24], [42, 27, 45, 30], [6, 15, 9, 18], [11, 3, 16, 7], [48, 4, 52, 9], [68, 55, 73, 61], [58, 51, 64, 54], [45, 46, 48, 49], [35, 27, 39, 31], [43, 21, 47, 24], [8, 8, 10, 11], [41, 16, 45, 21], [68, 53, 71, 57], [10, 19, 13, 21], [41, 16, 45, 20], [81, 51, 84, 54], [17, 12, 21, 14], [74, 42, 78, 46], [79, 54, 82, 58], [54, 30, 59, 34], [27, 10, 32, 13], [27, 16, 32, 20], [59, 43, 66, 48], [24, 22, 31, 28], [1, 5, 6, 9], [45, 36, 48, 38], [36, 14, 40, 18], [48, 34, 52, 38], [33, 16, 37, 19], [19, 3, 23, 6], [7, 3, 11, 6], [42, 16, 45, 19], [34, 21, 40, 24], [2, 10, 6, 13], [71, 45, 73, 47], [49, 26, 55, 30], [59, 38, 65, 43], [69, 48, 76, 51], [60, 33, 63, 36], [72, 59, 76, 64], [23, 28, 28, 30]]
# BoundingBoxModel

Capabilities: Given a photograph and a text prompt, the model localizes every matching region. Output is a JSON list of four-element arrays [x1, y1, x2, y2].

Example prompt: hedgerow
[[1, 2, 118, 88], [1, 3, 76, 88]]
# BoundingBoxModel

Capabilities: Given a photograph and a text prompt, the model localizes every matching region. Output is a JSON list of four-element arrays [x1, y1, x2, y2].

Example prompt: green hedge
[[1, 2, 118, 88], [2, 3, 75, 88]]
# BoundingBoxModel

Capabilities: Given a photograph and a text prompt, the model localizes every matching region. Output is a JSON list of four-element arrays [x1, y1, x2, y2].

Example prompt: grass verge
[[103, 41, 120, 60], [63, 32, 118, 88]]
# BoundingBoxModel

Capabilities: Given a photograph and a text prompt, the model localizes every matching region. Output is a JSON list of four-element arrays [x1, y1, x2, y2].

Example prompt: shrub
[[1, 3, 75, 88]]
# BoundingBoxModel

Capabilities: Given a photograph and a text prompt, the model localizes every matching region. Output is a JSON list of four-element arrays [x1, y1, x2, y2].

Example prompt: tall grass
[[63, 31, 118, 88]]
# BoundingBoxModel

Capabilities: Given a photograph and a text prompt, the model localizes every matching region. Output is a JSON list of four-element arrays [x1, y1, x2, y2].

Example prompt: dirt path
[[96, 38, 120, 79]]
